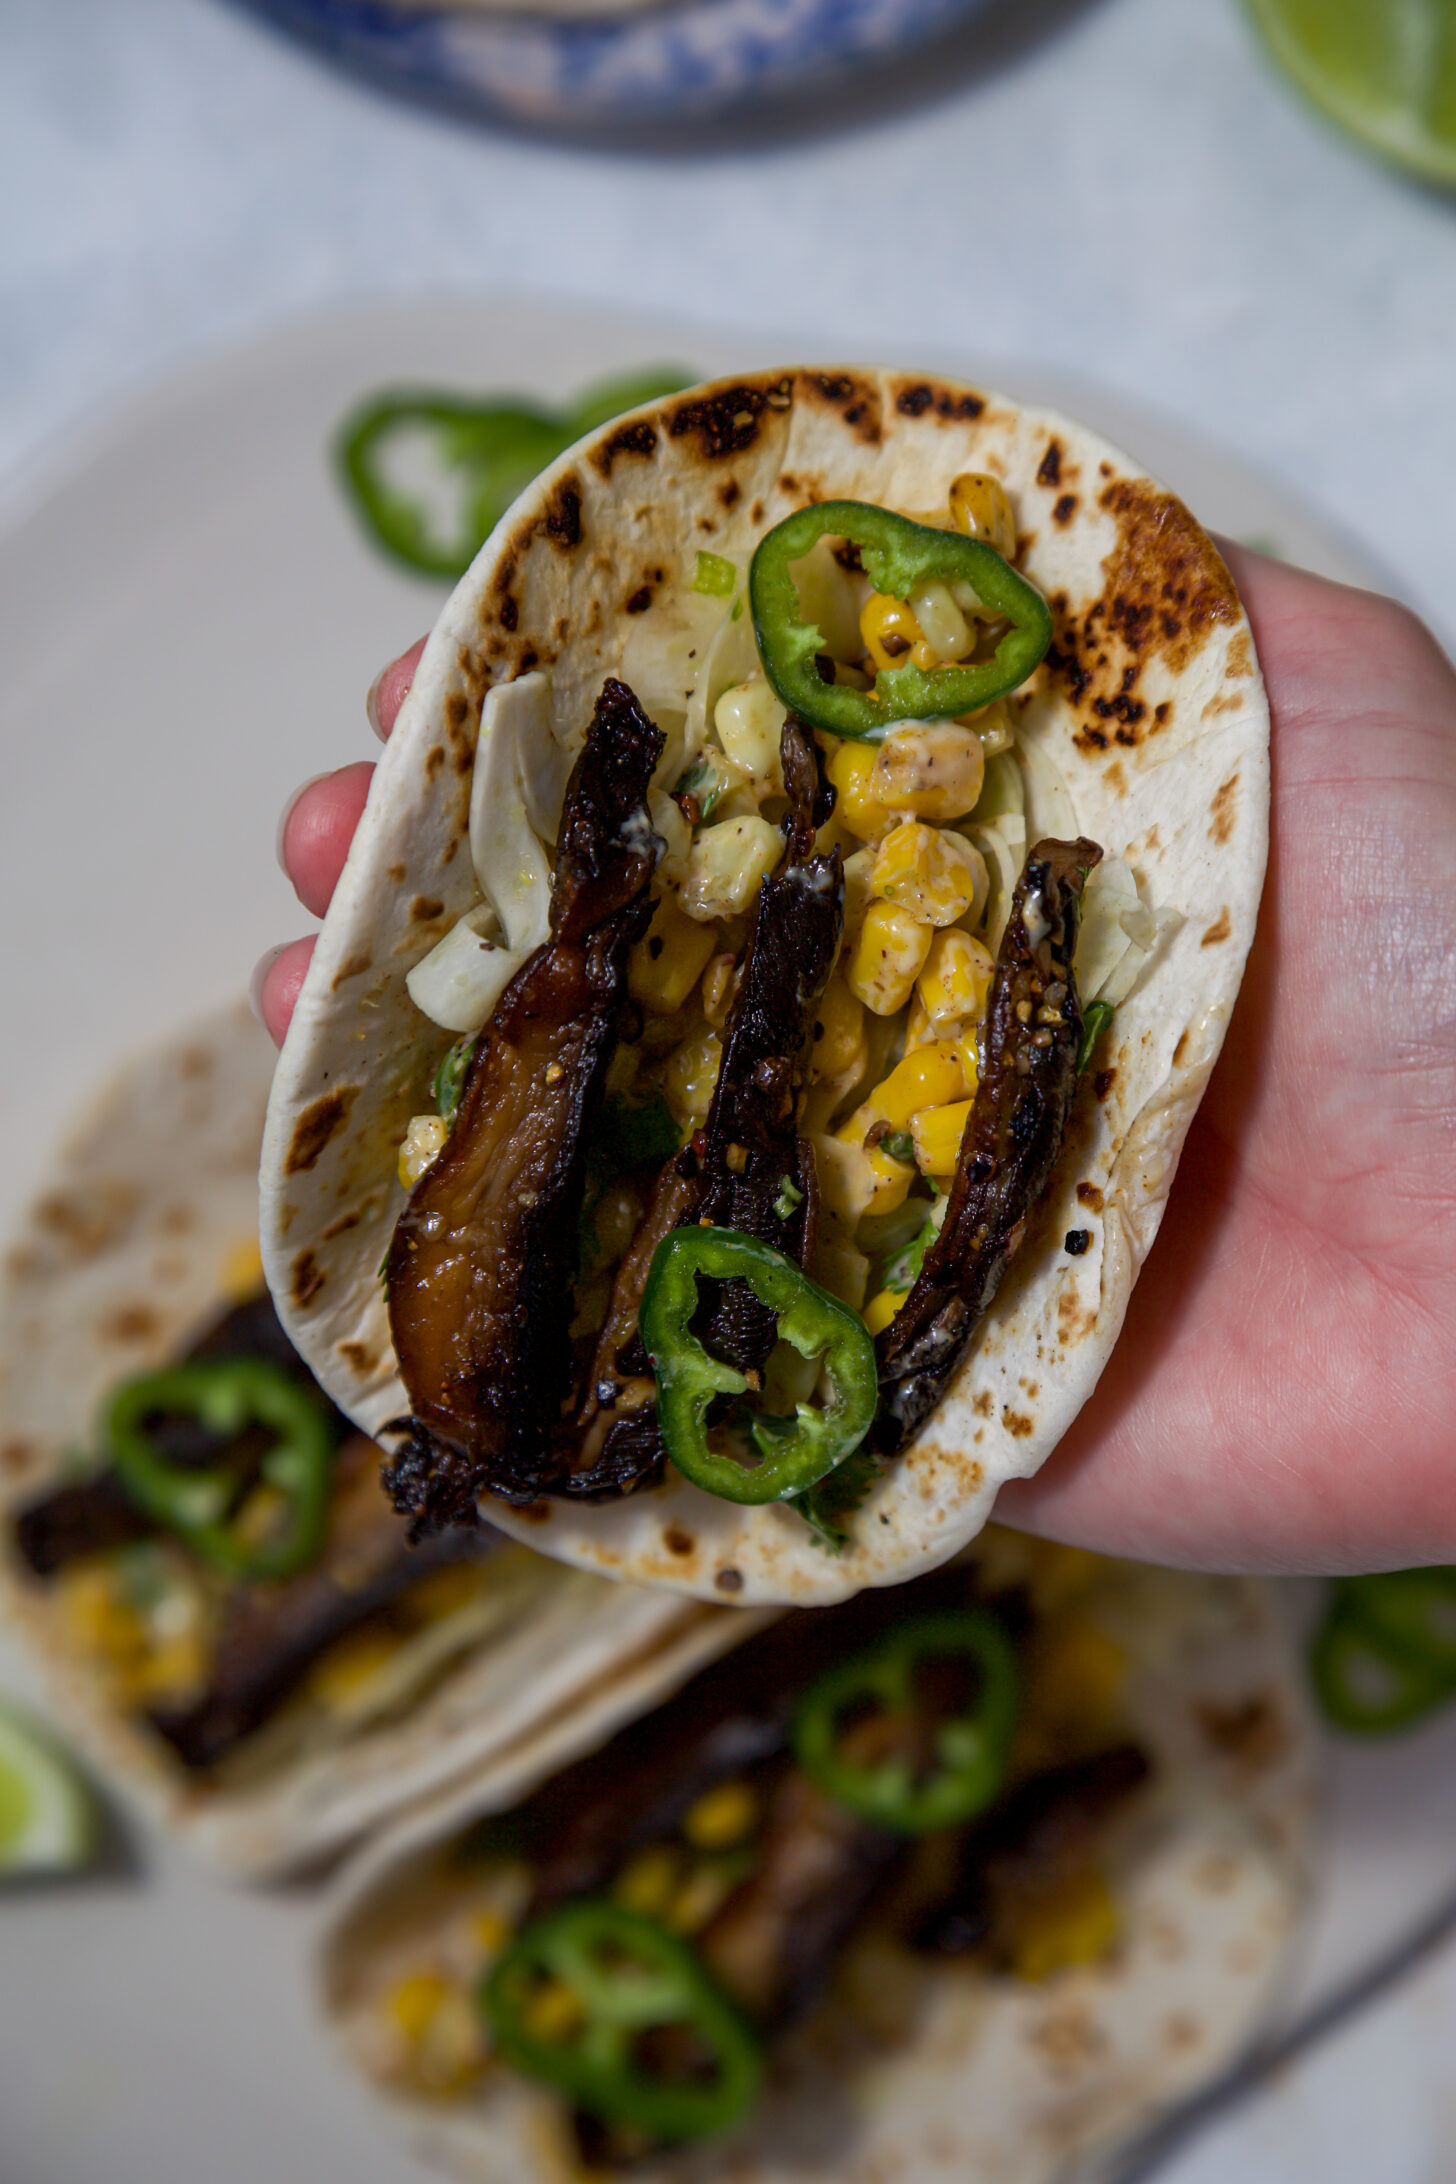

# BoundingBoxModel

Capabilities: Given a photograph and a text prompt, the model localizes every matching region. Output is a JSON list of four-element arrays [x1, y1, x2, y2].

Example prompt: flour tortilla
[[261, 367, 1269, 1609], [320, 1559, 1317, 2184], [0, 1004, 742, 1879]]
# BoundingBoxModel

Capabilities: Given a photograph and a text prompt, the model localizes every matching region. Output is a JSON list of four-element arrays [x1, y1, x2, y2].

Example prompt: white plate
[[0, 295, 1424, 2184]]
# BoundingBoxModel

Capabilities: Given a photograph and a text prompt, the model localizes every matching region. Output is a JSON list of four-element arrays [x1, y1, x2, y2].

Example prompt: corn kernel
[[700, 952, 739, 1031], [628, 895, 716, 1014], [847, 901, 933, 1015], [951, 1028, 982, 1097], [306, 1629, 402, 1712], [663, 1029, 722, 1128], [907, 579, 971, 662], [668, 1862, 744, 1936], [1010, 1869, 1121, 1984], [402, 1562, 488, 1622], [949, 471, 1016, 560], [859, 592, 923, 673], [904, 992, 937, 1052], [918, 929, 996, 1027], [866, 1044, 969, 1129], [715, 680, 787, 788], [871, 723, 986, 824], [683, 1780, 759, 1851], [470, 1908, 511, 1956], [389, 1971, 452, 2043], [864, 1287, 907, 1337], [398, 1114, 448, 1190], [219, 1236, 263, 1301], [826, 741, 893, 843], [679, 816, 782, 922], [614, 1844, 681, 1918], [811, 974, 867, 1081], [813, 1131, 912, 1226], [911, 1098, 974, 1179], [871, 823, 976, 929], [524, 1980, 586, 2045]]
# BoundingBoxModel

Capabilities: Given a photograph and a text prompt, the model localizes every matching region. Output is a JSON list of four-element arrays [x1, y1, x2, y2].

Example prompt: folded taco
[[323, 1536, 1314, 2183], [0, 1005, 739, 1877], [261, 368, 1268, 1606]]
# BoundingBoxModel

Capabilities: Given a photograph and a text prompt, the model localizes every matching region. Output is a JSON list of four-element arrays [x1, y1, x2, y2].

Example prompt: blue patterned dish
[[235, 0, 994, 130]]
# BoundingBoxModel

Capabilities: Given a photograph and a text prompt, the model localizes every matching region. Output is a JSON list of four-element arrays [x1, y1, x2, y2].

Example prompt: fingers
[[367, 634, 427, 742], [279, 761, 375, 918], [251, 936, 316, 1048]]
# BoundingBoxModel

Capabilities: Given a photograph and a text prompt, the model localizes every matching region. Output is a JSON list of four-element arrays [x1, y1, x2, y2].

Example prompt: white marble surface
[[2, 2, 1456, 2180]]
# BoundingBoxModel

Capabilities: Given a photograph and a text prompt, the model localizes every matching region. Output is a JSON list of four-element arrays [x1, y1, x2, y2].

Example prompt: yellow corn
[[1010, 1869, 1121, 1984], [907, 578, 972, 662], [388, 1972, 451, 2043], [904, 992, 937, 1052], [401, 1562, 487, 1622], [470, 1908, 511, 1956], [683, 1780, 759, 1851], [614, 1845, 681, 1919], [398, 1114, 448, 1190], [811, 974, 867, 1081], [128, 1632, 209, 1707], [865, 1043, 969, 1129], [715, 680, 786, 787], [628, 895, 716, 1015], [306, 1629, 401, 1712], [523, 1981, 586, 2045], [859, 591, 923, 673], [871, 722, 986, 824], [863, 1287, 907, 1337], [951, 1028, 982, 1098], [663, 1029, 722, 1128], [680, 816, 782, 921], [949, 471, 1016, 559], [668, 1862, 744, 1936], [846, 901, 933, 1015], [813, 1131, 912, 1226], [700, 951, 739, 1031], [219, 1235, 264, 1301], [918, 929, 995, 1026], [871, 823, 977, 930], [826, 740, 893, 842], [911, 1098, 974, 1179]]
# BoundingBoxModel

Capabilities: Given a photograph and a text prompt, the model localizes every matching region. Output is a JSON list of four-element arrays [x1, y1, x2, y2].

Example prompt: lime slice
[[1246, 0, 1456, 186], [0, 1702, 96, 1877]]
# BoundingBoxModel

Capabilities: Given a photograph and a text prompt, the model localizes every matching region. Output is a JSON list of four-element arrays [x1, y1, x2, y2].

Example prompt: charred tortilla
[[262, 368, 1269, 1607]]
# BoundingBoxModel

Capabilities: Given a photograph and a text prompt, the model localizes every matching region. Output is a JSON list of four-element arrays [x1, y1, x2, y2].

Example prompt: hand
[[258, 555, 1456, 1574]]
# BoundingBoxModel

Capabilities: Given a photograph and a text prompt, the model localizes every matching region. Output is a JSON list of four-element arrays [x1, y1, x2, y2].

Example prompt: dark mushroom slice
[[873, 836, 1102, 1456], [9, 1291, 349, 1578], [912, 1740, 1151, 1959], [565, 717, 842, 1496], [148, 1434, 498, 1771], [383, 680, 664, 1531]]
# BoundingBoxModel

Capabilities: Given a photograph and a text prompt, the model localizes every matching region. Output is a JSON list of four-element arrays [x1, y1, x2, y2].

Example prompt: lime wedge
[[1246, 0, 1456, 186], [0, 1702, 96, 1877]]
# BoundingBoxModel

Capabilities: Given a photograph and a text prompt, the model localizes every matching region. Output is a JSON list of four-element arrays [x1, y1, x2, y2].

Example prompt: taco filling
[[329, 1538, 1305, 2175], [379, 479, 1158, 1545], [6, 1281, 515, 1777]]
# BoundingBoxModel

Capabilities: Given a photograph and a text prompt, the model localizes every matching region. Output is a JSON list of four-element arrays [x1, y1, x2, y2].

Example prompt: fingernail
[[365, 666, 394, 744], [249, 945, 288, 1028], [275, 773, 331, 878]]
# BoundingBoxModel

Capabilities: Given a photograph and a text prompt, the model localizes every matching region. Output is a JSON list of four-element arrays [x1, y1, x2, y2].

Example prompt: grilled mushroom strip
[[913, 1741, 1151, 1958], [9, 1292, 344, 1577], [566, 716, 842, 1496], [8, 1292, 495, 1771], [874, 837, 1102, 1455], [148, 1436, 496, 1770], [384, 680, 663, 1531]]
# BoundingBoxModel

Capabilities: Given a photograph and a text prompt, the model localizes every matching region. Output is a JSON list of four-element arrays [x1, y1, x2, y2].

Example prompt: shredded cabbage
[[406, 906, 528, 1035], [468, 675, 558, 953]]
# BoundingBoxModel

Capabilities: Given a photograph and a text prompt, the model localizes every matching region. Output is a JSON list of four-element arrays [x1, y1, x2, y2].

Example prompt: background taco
[[0, 1004, 746, 1878], [261, 368, 1269, 1607], [322, 1536, 1316, 2183]]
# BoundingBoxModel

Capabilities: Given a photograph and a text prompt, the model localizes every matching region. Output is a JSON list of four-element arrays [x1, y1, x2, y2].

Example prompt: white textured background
[[3, 0, 1456, 2179]]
